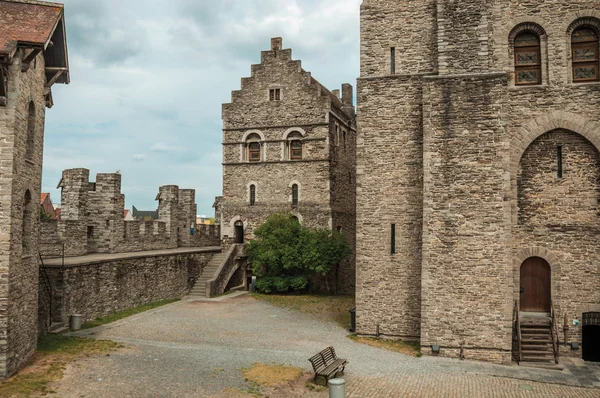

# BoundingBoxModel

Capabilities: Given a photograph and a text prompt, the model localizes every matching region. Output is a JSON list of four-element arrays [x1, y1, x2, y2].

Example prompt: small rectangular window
[[557, 145, 563, 178], [269, 88, 281, 101], [250, 185, 256, 206], [390, 47, 396, 75], [391, 224, 396, 255]]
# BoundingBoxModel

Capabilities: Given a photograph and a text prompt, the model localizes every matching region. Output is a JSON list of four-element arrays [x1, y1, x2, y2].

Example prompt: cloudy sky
[[43, 0, 361, 216]]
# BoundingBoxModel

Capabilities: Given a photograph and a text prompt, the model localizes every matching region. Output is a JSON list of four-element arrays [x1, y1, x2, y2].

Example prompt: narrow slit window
[[557, 146, 563, 179], [391, 224, 396, 255], [292, 184, 299, 207], [250, 185, 256, 206], [390, 47, 396, 75]]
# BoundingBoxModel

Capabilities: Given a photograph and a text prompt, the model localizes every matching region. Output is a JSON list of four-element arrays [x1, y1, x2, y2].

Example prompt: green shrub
[[246, 213, 351, 294]]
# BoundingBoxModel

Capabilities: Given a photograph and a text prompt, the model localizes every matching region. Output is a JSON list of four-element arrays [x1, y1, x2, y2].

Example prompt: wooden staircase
[[514, 301, 562, 369], [188, 251, 228, 298]]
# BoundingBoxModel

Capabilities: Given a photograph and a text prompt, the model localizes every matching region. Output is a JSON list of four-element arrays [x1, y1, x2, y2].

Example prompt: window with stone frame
[[572, 27, 599, 83], [269, 88, 281, 101], [249, 184, 256, 206], [514, 32, 542, 85], [246, 133, 262, 162], [291, 184, 299, 207], [287, 131, 303, 160], [25, 101, 35, 160]]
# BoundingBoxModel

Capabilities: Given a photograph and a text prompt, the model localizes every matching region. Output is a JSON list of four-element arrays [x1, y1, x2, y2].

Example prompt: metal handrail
[[38, 253, 53, 325], [514, 300, 522, 363], [550, 301, 559, 364]]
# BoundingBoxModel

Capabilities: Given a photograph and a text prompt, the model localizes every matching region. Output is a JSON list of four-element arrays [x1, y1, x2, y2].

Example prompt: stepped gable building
[[220, 38, 357, 292], [356, 0, 600, 364], [0, 0, 70, 378]]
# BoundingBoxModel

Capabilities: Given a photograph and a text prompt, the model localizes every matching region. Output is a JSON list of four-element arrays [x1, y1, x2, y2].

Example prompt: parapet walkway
[[41, 246, 221, 267]]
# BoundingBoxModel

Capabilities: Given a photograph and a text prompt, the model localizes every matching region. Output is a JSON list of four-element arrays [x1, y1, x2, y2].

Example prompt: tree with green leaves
[[245, 213, 351, 294]]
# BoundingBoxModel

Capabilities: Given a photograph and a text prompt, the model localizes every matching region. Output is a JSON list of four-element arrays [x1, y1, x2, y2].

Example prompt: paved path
[[42, 246, 221, 267], [49, 293, 600, 397]]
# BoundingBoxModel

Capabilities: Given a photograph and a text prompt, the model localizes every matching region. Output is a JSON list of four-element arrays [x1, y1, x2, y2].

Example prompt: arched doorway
[[520, 257, 551, 312], [234, 221, 244, 244], [583, 312, 600, 362]]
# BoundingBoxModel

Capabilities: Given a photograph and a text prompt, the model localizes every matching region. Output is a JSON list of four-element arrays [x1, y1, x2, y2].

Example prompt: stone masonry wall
[[357, 0, 600, 364], [421, 74, 513, 364], [0, 49, 48, 378], [39, 250, 218, 327], [221, 38, 356, 292], [360, 0, 438, 77], [356, 74, 424, 340]]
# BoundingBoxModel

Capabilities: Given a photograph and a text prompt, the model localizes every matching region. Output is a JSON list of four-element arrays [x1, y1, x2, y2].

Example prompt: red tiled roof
[[40, 192, 49, 204], [0, 0, 63, 54]]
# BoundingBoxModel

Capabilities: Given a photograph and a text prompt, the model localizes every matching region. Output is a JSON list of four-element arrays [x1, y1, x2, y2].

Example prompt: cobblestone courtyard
[[48, 293, 600, 397]]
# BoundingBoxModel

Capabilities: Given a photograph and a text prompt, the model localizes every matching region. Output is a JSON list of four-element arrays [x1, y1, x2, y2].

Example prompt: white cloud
[[150, 142, 184, 153], [132, 154, 146, 161]]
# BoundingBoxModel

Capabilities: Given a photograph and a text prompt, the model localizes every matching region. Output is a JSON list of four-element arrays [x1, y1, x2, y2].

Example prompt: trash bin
[[349, 308, 356, 332], [70, 314, 83, 331], [329, 378, 345, 398]]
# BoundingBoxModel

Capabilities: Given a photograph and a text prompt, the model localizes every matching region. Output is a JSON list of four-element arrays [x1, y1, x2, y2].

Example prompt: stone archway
[[510, 112, 600, 225], [513, 247, 561, 306]]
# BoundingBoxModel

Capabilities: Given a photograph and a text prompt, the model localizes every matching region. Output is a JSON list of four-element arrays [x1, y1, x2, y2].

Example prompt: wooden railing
[[550, 301, 560, 364], [514, 300, 522, 363]]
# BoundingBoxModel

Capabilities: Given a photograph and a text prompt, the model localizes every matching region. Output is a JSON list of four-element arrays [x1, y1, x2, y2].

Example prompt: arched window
[[25, 101, 35, 160], [246, 133, 262, 162], [514, 32, 541, 85], [572, 27, 599, 83], [292, 184, 299, 207], [249, 184, 256, 206], [286, 131, 303, 160], [22, 190, 31, 253]]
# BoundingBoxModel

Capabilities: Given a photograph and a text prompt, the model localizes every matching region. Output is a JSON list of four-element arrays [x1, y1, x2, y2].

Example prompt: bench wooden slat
[[308, 346, 348, 385]]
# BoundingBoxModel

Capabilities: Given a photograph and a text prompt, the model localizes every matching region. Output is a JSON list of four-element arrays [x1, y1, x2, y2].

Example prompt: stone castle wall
[[40, 168, 220, 259], [357, 0, 600, 363], [38, 249, 218, 329], [0, 49, 48, 378]]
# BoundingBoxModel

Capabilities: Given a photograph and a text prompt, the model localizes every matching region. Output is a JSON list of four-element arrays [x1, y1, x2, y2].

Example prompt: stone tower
[[0, 0, 70, 378], [357, 0, 600, 364]]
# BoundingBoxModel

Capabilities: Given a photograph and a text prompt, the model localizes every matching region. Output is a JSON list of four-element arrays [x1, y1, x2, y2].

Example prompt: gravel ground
[[46, 293, 599, 398]]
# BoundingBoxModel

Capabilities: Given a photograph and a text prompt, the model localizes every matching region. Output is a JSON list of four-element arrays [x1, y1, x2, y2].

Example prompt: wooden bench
[[308, 346, 348, 386]]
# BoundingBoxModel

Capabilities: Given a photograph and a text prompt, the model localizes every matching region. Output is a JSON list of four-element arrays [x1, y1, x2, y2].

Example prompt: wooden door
[[520, 257, 551, 312]]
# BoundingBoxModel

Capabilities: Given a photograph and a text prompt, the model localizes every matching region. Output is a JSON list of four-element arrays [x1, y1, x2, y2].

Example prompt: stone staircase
[[519, 315, 562, 370], [188, 251, 228, 298]]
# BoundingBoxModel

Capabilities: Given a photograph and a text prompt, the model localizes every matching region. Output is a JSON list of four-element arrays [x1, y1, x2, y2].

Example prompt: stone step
[[521, 344, 552, 350], [522, 350, 554, 357], [521, 328, 551, 334]]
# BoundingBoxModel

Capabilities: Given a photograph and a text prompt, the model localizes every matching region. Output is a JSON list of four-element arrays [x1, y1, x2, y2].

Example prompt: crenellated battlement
[[40, 168, 220, 258]]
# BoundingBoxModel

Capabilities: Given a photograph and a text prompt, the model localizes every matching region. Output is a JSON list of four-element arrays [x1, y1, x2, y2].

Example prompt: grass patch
[[0, 334, 122, 397], [250, 293, 355, 329], [82, 298, 179, 329], [243, 363, 304, 387], [347, 334, 421, 357]]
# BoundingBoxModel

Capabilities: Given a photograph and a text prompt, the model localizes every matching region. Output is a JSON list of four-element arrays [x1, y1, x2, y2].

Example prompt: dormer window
[[269, 88, 281, 101]]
